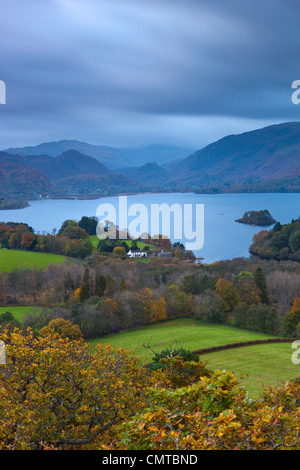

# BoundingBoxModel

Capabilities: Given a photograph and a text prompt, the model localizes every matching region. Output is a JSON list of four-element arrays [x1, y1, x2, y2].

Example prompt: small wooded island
[[235, 209, 276, 226]]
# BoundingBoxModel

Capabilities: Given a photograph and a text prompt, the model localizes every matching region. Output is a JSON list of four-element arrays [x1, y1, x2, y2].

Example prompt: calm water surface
[[0, 193, 300, 264]]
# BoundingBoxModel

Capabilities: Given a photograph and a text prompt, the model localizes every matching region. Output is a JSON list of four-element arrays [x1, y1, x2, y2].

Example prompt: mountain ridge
[[23, 149, 112, 181], [0, 151, 54, 199], [0, 149, 142, 200], [3, 121, 300, 201], [4, 141, 194, 170], [166, 122, 300, 187]]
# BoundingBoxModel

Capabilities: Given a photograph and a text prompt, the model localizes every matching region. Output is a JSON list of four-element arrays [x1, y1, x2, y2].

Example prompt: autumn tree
[[150, 235, 173, 251], [149, 296, 167, 323], [132, 288, 166, 323], [58, 219, 78, 235], [0, 327, 156, 450], [215, 278, 240, 312], [1, 328, 300, 451], [20, 232, 37, 250], [173, 245, 184, 259], [165, 284, 193, 318], [282, 298, 300, 337], [112, 246, 126, 257], [112, 371, 300, 451], [235, 271, 261, 305], [133, 287, 154, 322], [104, 297, 118, 315], [0, 224, 8, 241], [61, 225, 89, 240], [39, 318, 83, 340], [8, 230, 23, 250]]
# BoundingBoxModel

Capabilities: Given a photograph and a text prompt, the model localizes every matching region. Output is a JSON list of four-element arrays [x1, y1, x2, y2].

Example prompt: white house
[[127, 249, 148, 258]]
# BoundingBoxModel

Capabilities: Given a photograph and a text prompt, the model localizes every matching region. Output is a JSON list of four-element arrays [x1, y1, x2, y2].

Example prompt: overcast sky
[[1, 0, 300, 151]]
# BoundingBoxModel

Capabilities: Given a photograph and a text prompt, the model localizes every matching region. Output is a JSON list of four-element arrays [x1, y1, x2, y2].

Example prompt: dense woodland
[[250, 217, 300, 262]]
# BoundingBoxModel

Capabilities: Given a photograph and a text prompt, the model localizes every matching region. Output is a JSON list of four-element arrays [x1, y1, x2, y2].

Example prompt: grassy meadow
[[0, 248, 66, 273], [0, 308, 297, 396], [200, 342, 299, 396], [0, 306, 44, 323], [88, 318, 297, 396], [88, 318, 276, 359]]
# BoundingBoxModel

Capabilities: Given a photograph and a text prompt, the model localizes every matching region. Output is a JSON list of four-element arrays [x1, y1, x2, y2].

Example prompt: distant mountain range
[[0, 149, 141, 200], [23, 150, 112, 181], [4, 141, 129, 170], [2, 122, 300, 203], [4, 141, 194, 171]]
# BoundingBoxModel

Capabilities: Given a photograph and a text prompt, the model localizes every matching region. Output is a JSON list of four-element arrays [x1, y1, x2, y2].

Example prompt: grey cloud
[[0, 0, 300, 149]]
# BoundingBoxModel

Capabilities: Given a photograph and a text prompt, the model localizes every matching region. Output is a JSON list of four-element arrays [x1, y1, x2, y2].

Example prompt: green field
[[0, 306, 44, 323], [88, 318, 297, 396], [200, 342, 299, 396], [88, 319, 276, 359], [89, 235, 100, 248], [1, 309, 296, 395], [0, 248, 66, 273]]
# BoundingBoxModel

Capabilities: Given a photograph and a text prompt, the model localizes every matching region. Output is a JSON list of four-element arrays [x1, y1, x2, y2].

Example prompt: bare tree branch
[[142, 336, 179, 359]]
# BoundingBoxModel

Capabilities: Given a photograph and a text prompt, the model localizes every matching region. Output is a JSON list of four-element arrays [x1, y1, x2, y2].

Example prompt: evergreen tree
[[254, 267, 270, 304], [80, 268, 91, 302], [78, 216, 98, 235], [232, 302, 249, 329], [95, 274, 106, 297]]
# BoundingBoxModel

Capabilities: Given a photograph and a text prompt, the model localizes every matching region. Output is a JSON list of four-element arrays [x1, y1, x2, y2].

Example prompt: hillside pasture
[[88, 318, 276, 360], [0, 248, 66, 273], [88, 318, 296, 396]]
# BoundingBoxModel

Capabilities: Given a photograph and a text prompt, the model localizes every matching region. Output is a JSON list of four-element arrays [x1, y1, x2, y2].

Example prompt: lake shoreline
[[7, 188, 300, 212], [1, 192, 300, 264], [14, 189, 191, 211]]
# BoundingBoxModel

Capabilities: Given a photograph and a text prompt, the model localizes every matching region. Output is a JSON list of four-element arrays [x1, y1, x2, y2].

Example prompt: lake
[[0, 192, 300, 264]]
